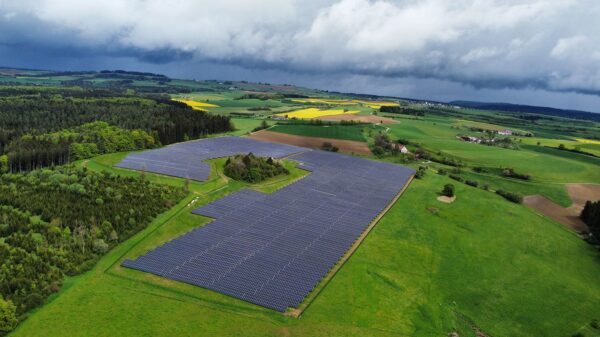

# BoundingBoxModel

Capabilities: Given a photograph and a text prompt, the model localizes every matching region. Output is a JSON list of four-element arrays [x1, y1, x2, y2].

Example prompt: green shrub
[[496, 189, 523, 203], [321, 142, 339, 152], [502, 168, 531, 180], [442, 184, 455, 197], [0, 296, 18, 333], [449, 174, 464, 183], [465, 180, 479, 187], [415, 166, 427, 179]]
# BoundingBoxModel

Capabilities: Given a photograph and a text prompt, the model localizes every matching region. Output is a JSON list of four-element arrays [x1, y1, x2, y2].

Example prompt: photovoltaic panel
[[115, 136, 305, 181], [120, 137, 415, 312]]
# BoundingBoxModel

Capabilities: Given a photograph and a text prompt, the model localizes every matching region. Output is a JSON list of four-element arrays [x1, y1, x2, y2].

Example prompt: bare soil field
[[315, 114, 398, 124], [524, 183, 600, 232], [247, 130, 372, 155], [437, 195, 456, 203]]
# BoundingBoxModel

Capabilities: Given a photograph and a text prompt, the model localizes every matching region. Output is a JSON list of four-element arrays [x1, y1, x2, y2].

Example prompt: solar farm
[[119, 137, 414, 312]]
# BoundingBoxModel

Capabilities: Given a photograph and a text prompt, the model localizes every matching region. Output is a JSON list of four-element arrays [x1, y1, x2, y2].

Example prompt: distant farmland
[[269, 124, 367, 142]]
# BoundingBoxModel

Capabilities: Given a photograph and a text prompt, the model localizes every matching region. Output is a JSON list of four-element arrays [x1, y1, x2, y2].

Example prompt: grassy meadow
[[10, 163, 600, 337], [269, 123, 367, 142], [3, 69, 600, 337]]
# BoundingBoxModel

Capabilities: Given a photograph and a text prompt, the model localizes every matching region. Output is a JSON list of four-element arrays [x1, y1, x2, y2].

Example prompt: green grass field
[[10, 157, 600, 337], [4, 72, 600, 337], [269, 124, 367, 142], [378, 115, 600, 205]]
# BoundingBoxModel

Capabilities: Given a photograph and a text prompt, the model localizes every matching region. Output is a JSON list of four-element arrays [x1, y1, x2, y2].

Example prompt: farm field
[[172, 98, 219, 109], [1, 68, 600, 337], [269, 123, 367, 142], [291, 98, 400, 109], [248, 130, 373, 155], [380, 116, 600, 200], [315, 113, 398, 124], [276, 108, 360, 119], [10, 164, 600, 337]]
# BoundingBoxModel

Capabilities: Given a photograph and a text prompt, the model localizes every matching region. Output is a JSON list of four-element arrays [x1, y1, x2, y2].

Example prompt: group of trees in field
[[581, 201, 600, 239], [371, 134, 408, 157], [0, 165, 185, 333], [0, 86, 233, 172], [224, 153, 289, 183], [501, 168, 531, 181], [379, 106, 425, 116]]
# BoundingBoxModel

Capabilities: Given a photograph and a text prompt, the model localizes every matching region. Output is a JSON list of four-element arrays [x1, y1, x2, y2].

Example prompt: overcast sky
[[1, 0, 599, 112]]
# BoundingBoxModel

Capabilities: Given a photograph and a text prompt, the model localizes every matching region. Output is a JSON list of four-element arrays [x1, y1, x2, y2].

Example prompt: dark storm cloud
[[0, 0, 599, 110]]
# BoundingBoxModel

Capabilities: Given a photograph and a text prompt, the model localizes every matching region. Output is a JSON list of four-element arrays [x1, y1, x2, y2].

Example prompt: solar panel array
[[115, 136, 304, 181], [121, 137, 415, 312]]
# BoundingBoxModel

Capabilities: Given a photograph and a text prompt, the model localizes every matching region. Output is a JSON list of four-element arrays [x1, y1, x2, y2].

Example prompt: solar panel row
[[115, 136, 304, 181], [120, 137, 415, 312]]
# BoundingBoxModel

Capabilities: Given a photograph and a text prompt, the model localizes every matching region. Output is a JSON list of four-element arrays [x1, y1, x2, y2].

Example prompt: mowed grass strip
[[269, 124, 366, 142]]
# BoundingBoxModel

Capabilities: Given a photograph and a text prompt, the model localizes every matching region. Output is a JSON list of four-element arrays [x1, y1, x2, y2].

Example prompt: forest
[[0, 166, 186, 333], [0, 86, 233, 171], [0, 80, 235, 334], [4, 121, 157, 172]]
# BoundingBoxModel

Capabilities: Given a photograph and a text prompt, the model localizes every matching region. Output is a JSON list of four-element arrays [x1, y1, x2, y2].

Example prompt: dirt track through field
[[314, 114, 398, 124], [247, 130, 373, 155], [524, 183, 600, 232]]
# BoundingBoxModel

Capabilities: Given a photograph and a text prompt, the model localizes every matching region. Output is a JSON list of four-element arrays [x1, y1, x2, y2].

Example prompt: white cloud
[[0, 0, 599, 95], [461, 47, 502, 64], [551, 36, 589, 59]]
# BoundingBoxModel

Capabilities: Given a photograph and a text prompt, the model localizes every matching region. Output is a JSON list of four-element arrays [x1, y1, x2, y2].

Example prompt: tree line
[[0, 86, 233, 171], [3, 121, 157, 172]]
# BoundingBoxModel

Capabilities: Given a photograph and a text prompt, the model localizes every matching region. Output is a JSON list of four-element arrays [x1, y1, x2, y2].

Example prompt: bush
[[449, 174, 464, 183], [442, 184, 455, 197], [580, 201, 600, 239], [321, 142, 339, 152], [502, 168, 531, 180], [0, 296, 18, 333], [496, 189, 523, 203], [472, 166, 489, 173], [437, 168, 447, 175], [431, 156, 463, 167], [415, 166, 427, 179], [92, 239, 109, 254], [371, 145, 385, 157], [465, 180, 479, 187]]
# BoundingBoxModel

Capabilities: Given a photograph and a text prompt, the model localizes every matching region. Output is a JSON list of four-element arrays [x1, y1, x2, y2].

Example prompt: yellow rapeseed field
[[291, 98, 355, 105], [291, 98, 400, 109], [575, 138, 600, 145], [172, 98, 219, 110], [360, 101, 400, 109], [276, 108, 359, 119]]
